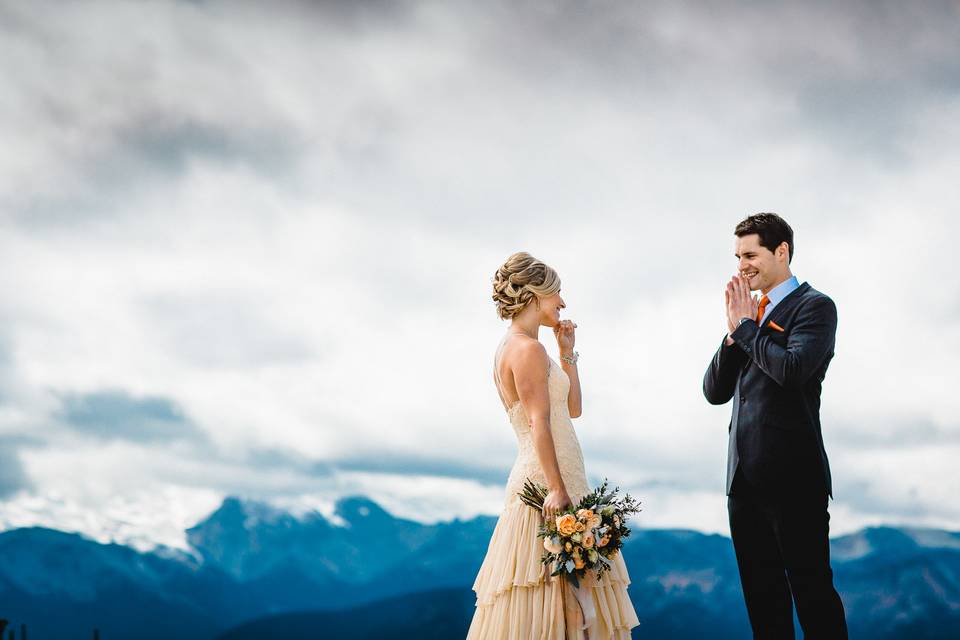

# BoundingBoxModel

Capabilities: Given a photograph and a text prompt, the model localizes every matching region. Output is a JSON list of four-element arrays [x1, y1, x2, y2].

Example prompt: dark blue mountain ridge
[[0, 526, 232, 640], [218, 587, 477, 640], [1, 494, 958, 639]]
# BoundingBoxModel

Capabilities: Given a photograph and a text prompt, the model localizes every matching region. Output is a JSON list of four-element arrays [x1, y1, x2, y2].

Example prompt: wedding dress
[[466, 348, 640, 639]]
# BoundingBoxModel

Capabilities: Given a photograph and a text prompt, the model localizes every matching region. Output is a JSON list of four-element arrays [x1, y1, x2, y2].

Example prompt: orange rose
[[575, 521, 586, 533], [582, 533, 595, 549], [598, 536, 610, 548], [574, 557, 586, 570], [576, 508, 595, 522], [556, 514, 578, 536]]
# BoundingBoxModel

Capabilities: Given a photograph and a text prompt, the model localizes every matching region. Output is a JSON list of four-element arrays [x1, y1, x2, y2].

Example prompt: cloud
[[829, 417, 960, 449], [138, 292, 320, 368], [0, 440, 32, 499], [0, 0, 958, 548], [334, 452, 511, 485], [830, 442, 960, 529], [55, 389, 203, 443]]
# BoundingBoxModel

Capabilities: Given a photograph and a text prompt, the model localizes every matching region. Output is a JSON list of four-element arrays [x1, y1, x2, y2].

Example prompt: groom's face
[[735, 234, 783, 292]]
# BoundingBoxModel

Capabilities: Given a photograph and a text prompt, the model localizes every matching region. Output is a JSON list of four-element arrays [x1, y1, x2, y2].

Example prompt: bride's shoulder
[[502, 337, 549, 371]]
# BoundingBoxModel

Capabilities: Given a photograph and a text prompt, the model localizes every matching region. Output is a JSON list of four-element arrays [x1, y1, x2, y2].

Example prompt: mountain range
[[1, 495, 958, 639]]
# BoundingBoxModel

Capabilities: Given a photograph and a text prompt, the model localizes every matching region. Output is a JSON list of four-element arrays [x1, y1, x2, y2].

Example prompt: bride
[[467, 252, 640, 639]]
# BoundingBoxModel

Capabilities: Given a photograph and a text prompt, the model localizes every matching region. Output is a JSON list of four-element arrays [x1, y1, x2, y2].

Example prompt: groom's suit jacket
[[703, 282, 836, 498]]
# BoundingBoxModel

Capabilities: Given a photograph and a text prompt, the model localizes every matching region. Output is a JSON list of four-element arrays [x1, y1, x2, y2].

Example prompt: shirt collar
[[764, 275, 800, 307]]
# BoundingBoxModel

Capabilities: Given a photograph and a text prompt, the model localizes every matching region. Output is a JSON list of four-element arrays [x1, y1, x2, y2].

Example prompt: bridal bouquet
[[518, 478, 641, 588]]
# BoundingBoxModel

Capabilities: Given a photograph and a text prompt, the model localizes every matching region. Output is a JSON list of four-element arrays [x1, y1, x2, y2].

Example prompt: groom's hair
[[735, 213, 794, 264]]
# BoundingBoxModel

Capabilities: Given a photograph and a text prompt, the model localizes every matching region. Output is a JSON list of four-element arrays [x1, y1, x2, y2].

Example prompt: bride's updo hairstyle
[[492, 252, 561, 320]]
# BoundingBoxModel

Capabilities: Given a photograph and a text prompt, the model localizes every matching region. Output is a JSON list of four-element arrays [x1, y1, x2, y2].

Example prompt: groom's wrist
[[730, 315, 759, 346]]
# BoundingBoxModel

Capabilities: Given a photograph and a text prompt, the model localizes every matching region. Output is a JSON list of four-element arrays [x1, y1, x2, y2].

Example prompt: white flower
[[543, 536, 563, 554]]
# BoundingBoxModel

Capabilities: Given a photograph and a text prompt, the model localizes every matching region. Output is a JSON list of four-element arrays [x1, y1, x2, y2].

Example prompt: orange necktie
[[756, 295, 770, 323]]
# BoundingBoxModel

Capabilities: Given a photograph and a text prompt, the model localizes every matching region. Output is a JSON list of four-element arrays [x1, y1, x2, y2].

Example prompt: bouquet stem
[[518, 478, 548, 512]]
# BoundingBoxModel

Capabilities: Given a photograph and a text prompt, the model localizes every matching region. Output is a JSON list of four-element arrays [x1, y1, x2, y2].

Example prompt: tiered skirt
[[467, 501, 640, 639]]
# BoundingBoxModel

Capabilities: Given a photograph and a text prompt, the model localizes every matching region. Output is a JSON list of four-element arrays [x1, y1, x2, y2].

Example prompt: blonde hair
[[491, 252, 561, 320]]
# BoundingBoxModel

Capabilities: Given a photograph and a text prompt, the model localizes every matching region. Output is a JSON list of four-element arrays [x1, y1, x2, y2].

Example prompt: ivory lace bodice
[[499, 356, 590, 506]]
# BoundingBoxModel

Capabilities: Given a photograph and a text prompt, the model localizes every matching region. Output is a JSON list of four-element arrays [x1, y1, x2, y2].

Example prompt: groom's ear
[[775, 241, 790, 262]]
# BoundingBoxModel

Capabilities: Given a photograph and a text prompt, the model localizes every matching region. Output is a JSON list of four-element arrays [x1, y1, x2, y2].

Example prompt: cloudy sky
[[1, 0, 958, 551]]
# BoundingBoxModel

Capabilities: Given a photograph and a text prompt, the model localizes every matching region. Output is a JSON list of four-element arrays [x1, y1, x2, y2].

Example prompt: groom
[[703, 213, 848, 639]]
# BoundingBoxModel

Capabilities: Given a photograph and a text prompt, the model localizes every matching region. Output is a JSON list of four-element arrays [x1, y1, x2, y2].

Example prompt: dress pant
[[728, 467, 848, 640]]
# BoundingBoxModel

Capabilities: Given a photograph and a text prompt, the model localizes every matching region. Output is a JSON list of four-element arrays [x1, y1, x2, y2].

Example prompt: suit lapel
[[762, 281, 810, 331], [739, 282, 809, 373], [737, 282, 810, 373]]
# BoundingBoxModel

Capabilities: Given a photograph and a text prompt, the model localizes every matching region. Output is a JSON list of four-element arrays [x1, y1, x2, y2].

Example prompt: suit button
[[740, 396, 746, 403]]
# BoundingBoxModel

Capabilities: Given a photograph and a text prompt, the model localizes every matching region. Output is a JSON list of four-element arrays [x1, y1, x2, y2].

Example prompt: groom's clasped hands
[[724, 273, 760, 346]]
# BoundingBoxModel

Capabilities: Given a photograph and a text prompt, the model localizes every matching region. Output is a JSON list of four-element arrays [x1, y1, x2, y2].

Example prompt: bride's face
[[537, 291, 566, 327]]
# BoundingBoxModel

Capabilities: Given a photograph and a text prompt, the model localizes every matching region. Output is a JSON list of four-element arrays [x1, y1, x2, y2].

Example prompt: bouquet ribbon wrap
[[561, 572, 597, 636]]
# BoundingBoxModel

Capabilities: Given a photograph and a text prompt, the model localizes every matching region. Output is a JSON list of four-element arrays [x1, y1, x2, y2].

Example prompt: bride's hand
[[542, 487, 573, 521], [554, 319, 577, 354]]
